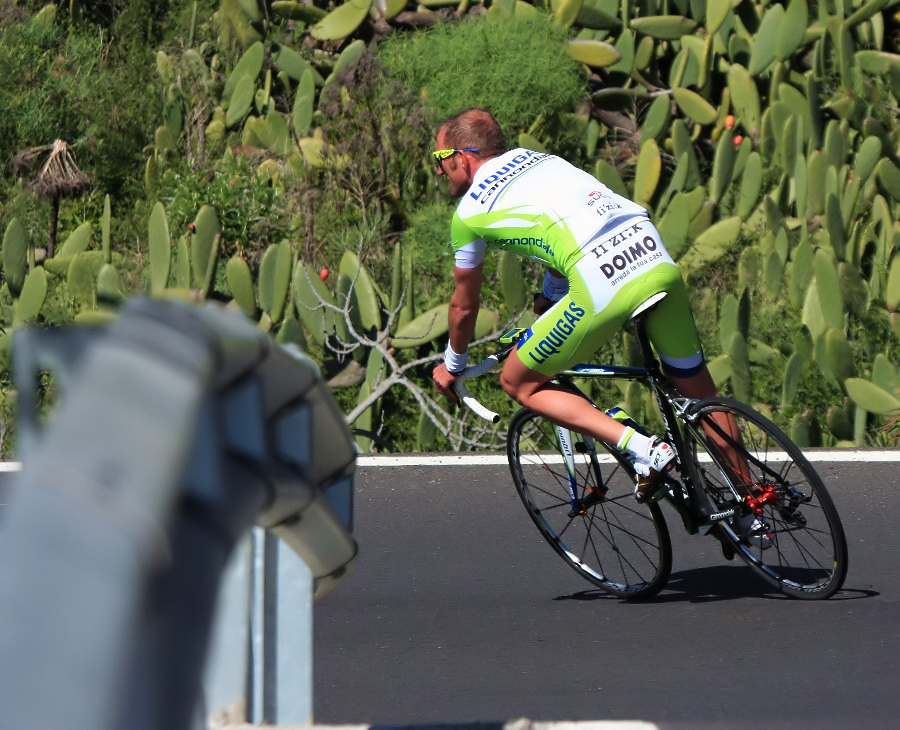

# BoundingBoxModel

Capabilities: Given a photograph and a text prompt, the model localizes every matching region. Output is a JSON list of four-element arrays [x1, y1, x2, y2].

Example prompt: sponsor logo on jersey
[[495, 236, 554, 257], [598, 235, 660, 279], [586, 190, 624, 215], [584, 220, 661, 280], [525, 301, 587, 365], [469, 151, 551, 203]]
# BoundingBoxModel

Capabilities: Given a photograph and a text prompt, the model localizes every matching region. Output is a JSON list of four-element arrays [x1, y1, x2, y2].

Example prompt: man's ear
[[460, 153, 474, 177]]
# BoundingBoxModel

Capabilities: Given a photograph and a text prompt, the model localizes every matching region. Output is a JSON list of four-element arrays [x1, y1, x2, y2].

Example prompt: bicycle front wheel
[[684, 397, 848, 599], [507, 408, 672, 600]]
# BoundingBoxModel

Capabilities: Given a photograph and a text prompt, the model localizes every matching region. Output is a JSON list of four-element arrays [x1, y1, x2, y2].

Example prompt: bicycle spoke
[[685, 398, 848, 599], [588, 507, 664, 585], [508, 408, 672, 599]]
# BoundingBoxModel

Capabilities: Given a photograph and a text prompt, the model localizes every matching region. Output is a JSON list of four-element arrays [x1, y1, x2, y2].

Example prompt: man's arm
[[448, 263, 484, 354], [533, 268, 567, 315], [432, 263, 484, 402]]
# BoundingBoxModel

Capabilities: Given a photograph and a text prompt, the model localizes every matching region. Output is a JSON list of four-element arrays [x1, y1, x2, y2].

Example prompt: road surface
[[314, 454, 899, 730]]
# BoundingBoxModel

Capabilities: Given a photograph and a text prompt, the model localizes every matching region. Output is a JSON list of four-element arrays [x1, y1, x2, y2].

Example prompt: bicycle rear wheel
[[684, 397, 848, 599], [507, 408, 672, 600]]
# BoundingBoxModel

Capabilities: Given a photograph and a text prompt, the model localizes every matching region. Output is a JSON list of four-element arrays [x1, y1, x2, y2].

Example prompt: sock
[[618, 428, 653, 462]]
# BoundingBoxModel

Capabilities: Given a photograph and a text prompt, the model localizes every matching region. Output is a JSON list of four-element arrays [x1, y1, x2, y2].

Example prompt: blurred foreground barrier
[[0, 298, 357, 730]]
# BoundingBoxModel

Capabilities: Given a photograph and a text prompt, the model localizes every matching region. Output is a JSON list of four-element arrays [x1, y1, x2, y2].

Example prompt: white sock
[[618, 428, 653, 462]]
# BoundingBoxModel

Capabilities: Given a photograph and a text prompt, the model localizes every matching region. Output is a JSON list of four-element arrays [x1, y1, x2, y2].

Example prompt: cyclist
[[430, 108, 741, 511]]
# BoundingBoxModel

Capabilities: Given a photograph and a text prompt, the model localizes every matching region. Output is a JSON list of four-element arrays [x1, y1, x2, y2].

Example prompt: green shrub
[[0, 21, 89, 168], [313, 50, 435, 276], [378, 13, 587, 139], [0, 13, 156, 197], [397, 203, 456, 310], [155, 151, 293, 266]]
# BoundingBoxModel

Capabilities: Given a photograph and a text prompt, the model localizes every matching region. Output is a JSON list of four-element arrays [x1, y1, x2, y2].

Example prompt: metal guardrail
[[0, 298, 357, 730]]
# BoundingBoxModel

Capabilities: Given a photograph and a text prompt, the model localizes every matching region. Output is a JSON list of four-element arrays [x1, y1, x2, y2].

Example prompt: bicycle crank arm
[[657, 476, 701, 535], [697, 507, 737, 535]]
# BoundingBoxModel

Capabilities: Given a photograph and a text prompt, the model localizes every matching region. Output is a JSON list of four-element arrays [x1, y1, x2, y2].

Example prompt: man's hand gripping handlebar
[[448, 330, 524, 424]]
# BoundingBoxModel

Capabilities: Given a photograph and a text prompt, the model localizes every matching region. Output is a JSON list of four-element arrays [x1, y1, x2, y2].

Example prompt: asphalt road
[[314, 455, 900, 730]]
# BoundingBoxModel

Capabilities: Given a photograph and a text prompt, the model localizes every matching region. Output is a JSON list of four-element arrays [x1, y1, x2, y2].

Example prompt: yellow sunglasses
[[432, 147, 479, 169]]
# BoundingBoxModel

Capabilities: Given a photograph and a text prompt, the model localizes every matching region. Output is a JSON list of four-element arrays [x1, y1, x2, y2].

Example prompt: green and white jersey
[[449, 149, 701, 378], [451, 149, 649, 274]]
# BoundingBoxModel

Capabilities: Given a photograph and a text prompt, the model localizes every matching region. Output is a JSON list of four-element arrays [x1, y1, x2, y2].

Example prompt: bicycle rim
[[507, 408, 672, 600], [685, 398, 848, 599]]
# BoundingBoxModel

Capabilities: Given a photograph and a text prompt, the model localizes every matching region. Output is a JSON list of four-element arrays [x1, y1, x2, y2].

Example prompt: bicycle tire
[[507, 407, 672, 600], [683, 397, 848, 599]]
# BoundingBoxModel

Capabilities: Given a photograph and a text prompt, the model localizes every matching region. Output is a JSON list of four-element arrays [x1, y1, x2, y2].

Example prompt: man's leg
[[666, 366, 717, 399], [504, 285, 674, 495], [667, 365, 752, 485], [499, 353, 626, 445], [501, 354, 675, 500]]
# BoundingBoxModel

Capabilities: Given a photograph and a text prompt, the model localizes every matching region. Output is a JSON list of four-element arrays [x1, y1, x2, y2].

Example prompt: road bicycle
[[453, 292, 848, 600]]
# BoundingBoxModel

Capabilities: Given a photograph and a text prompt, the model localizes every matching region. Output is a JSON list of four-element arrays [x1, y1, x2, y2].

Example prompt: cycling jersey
[[451, 149, 648, 272], [450, 149, 705, 377]]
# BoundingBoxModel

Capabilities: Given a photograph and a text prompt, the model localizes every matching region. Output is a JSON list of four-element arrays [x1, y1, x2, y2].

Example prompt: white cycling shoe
[[633, 438, 675, 503]]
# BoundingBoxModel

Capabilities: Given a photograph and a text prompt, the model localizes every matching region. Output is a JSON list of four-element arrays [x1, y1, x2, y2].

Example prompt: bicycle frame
[[547, 310, 719, 535], [551, 364, 710, 534], [455, 316, 720, 535], [455, 306, 849, 599], [553, 423, 582, 507]]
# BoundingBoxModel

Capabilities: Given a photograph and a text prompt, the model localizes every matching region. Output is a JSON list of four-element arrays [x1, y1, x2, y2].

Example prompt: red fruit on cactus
[[319, 268, 329, 280]]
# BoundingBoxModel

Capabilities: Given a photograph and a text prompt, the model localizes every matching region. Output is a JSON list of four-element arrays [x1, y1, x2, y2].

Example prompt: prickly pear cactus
[[3, 0, 893, 454]]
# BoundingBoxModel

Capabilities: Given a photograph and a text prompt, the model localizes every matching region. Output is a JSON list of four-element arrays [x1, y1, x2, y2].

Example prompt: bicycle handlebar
[[450, 341, 517, 424], [452, 356, 501, 423]]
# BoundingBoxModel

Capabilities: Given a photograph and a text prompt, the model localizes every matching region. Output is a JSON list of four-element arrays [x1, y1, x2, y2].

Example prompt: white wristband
[[444, 343, 468, 374], [542, 271, 569, 301]]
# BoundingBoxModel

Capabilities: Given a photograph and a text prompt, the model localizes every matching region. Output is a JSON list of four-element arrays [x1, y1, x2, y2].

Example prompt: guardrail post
[[270, 536, 315, 725]]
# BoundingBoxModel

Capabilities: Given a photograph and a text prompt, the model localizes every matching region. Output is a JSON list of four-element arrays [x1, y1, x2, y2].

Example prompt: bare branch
[[298, 252, 528, 451]]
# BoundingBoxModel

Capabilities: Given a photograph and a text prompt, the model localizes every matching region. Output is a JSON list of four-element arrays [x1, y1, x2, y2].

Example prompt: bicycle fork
[[555, 425, 581, 513], [555, 426, 608, 516]]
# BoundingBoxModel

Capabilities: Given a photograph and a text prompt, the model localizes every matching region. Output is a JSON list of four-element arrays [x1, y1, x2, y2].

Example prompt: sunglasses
[[432, 147, 479, 170]]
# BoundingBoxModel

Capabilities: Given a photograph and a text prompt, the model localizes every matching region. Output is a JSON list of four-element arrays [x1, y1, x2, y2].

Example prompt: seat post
[[629, 292, 667, 375]]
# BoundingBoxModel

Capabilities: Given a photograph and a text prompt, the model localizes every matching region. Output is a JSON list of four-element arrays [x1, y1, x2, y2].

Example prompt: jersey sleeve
[[450, 210, 486, 269]]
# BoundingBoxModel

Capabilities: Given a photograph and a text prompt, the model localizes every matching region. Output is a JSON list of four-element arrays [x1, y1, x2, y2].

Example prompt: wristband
[[542, 271, 569, 302], [444, 343, 468, 375]]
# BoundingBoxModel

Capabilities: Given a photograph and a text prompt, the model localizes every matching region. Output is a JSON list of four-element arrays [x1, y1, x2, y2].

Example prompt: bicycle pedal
[[634, 481, 666, 504]]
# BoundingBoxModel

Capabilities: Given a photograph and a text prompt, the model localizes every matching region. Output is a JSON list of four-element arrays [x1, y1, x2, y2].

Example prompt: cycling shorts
[[514, 218, 705, 378]]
